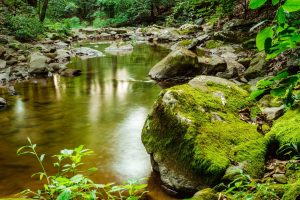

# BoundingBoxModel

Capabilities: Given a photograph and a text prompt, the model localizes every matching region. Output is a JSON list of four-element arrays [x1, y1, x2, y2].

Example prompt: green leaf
[[256, 27, 274, 51], [272, 0, 280, 5], [57, 189, 71, 200], [277, 7, 287, 24], [282, 0, 300, 12], [249, 89, 266, 100], [270, 87, 286, 97], [40, 154, 45, 162], [249, 0, 268, 9]]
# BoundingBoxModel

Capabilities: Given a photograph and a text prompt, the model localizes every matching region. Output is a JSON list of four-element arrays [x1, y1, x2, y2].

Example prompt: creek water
[[0, 42, 175, 199]]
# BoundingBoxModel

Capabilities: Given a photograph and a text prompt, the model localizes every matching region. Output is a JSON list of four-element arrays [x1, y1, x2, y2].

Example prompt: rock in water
[[142, 76, 262, 196], [149, 48, 199, 81], [0, 97, 7, 110], [29, 52, 50, 74], [105, 43, 133, 56], [71, 47, 104, 59]]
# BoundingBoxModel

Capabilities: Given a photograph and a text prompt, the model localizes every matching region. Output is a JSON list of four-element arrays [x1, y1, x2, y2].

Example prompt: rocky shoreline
[[0, 19, 299, 200]]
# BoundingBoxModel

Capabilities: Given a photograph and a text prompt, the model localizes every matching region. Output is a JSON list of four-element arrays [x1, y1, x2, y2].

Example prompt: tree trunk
[[27, 0, 37, 7], [39, 0, 49, 22]]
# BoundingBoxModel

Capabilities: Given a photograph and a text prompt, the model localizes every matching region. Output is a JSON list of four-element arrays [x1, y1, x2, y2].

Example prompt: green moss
[[266, 108, 300, 146], [177, 39, 193, 46], [282, 180, 300, 200], [142, 83, 261, 183], [189, 188, 218, 200], [204, 40, 224, 49], [231, 138, 268, 178]]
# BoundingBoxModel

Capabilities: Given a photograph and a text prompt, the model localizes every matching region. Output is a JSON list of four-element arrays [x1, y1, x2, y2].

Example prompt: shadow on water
[[0, 43, 177, 199]]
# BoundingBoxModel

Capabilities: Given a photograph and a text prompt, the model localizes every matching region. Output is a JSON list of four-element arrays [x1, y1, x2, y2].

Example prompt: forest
[[0, 0, 299, 200]]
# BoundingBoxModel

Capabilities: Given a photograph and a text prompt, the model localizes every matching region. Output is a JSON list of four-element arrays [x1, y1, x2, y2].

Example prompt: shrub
[[5, 14, 44, 41]]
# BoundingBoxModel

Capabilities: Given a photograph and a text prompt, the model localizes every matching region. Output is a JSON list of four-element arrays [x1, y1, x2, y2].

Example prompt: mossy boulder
[[142, 76, 262, 195], [267, 107, 300, 148], [148, 48, 199, 81], [244, 52, 267, 80], [190, 188, 218, 200]]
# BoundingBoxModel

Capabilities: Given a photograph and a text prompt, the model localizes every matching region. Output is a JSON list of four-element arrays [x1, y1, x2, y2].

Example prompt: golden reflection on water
[[0, 43, 171, 197]]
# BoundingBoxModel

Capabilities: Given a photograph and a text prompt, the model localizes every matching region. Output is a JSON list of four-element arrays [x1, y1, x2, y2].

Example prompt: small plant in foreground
[[17, 137, 147, 200]]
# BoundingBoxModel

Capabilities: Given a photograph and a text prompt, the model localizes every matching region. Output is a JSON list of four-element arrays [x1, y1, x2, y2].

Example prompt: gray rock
[[0, 59, 6, 69], [262, 106, 285, 120], [197, 55, 227, 75], [105, 43, 133, 55], [244, 52, 267, 80], [55, 49, 71, 62], [60, 68, 82, 77], [149, 48, 199, 80], [6, 58, 18, 65], [0, 97, 7, 110], [273, 174, 287, 184], [71, 47, 104, 59], [29, 52, 50, 74], [217, 59, 245, 79], [18, 55, 27, 62]]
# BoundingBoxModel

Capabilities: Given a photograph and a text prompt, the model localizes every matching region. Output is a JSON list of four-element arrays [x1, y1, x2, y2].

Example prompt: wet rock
[[28, 52, 50, 74], [244, 52, 267, 80], [71, 47, 104, 59], [0, 97, 7, 110], [49, 63, 64, 71], [60, 68, 82, 77], [105, 43, 133, 55], [273, 174, 288, 184], [0, 59, 6, 69], [142, 75, 261, 195], [149, 48, 199, 81], [262, 106, 285, 120]]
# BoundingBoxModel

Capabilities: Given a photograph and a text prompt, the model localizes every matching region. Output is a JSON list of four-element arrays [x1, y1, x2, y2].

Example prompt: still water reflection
[[0, 43, 170, 196]]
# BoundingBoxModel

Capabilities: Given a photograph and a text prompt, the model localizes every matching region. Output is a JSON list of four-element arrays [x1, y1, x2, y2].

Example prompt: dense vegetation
[[0, 0, 242, 41]]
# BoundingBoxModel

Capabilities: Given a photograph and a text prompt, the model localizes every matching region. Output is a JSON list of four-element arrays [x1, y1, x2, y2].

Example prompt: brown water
[[0, 42, 173, 198]]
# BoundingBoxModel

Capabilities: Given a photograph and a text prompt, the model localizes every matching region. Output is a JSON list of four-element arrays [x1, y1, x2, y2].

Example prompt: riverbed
[[0, 42, 171, 198]]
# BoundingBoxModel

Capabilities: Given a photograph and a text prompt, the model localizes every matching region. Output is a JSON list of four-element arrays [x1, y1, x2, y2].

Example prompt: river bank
[[0, 17, 299, 200]]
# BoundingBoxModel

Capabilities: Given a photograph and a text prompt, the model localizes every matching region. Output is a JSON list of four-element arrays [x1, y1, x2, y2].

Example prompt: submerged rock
[[71, 47, 104, 59], [105, 43, 133, 55], [142, 76, 262, 195], [149, 48, 199, 81], [60, 68, 81, 77]]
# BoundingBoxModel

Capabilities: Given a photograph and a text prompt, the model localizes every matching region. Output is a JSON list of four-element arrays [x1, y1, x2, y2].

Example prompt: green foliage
[[222, 170, 279, 200], [17, 137, 147, 200], [250, 70, 300, 107], [249, 0, 300, 107], [5, 14, 44, 41]]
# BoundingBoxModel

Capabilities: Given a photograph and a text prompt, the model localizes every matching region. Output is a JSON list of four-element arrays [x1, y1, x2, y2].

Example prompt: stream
[[0, 42, 172, 198]]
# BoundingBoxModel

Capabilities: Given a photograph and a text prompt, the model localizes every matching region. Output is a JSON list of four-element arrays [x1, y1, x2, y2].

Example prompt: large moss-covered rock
[[142, 76, 262, 195], [267, 108, 300, 147], [148, 48, 199, 81]]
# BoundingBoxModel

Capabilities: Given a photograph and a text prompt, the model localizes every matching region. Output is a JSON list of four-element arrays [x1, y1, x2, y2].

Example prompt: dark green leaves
[[249, 0, 268, 9], [282, 0, 300, 12]]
